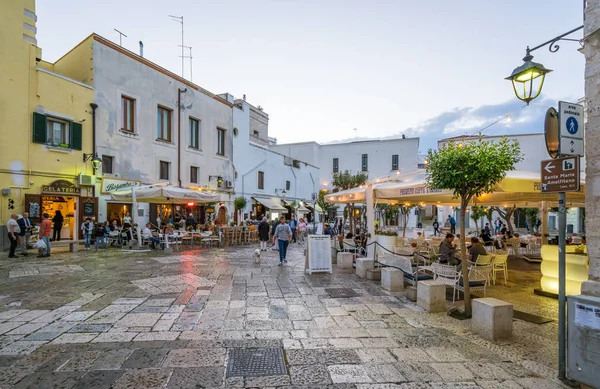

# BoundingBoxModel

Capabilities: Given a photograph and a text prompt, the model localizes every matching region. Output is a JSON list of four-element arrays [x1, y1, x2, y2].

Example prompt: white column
[[366, 182, 374, 259]]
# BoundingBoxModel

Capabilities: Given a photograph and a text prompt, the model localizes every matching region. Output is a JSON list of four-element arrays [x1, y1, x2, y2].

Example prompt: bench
[[48, 240, 83, 252]]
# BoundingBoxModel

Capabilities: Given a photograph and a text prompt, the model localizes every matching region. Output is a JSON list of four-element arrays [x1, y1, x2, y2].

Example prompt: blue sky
[[36, 0, 585, 153]]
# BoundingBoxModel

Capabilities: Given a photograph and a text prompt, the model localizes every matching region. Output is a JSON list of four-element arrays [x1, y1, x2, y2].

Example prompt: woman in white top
[[297, 218, 307, 243]]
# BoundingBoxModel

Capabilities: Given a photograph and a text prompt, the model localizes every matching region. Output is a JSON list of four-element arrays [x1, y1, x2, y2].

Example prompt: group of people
[[6, 212, 43, 258], [437, 233, 489, 266], [80, 214, 134, 251], [256, 216, 309, 266]]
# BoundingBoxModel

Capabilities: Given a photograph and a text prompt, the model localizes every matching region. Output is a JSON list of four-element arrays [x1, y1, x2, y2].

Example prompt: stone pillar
[[583, 2, 600, 297]]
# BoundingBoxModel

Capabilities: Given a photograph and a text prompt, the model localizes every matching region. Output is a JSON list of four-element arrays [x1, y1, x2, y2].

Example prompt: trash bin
[[567, 224, 574, 234]]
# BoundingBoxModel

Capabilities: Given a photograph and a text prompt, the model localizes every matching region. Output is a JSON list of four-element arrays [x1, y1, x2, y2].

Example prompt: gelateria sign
[[41, 180, 80, 195], [101, 178, 141, 194]]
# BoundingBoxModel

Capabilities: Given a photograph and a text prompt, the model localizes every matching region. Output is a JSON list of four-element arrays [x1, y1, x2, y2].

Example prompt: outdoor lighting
[[506, 48, 552, 105], [83, 153, 102, 170], [209, 175, 223, 187], [187, 202, 194, 207]]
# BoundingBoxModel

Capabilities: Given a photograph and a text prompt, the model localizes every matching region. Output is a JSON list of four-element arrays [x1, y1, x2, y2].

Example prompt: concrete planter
[[374, 234, 399, 248]]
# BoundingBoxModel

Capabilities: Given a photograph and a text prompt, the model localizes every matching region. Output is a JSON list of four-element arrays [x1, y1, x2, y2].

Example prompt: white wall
[[232, 99, 319, 220], [92, 41, 235, 224]]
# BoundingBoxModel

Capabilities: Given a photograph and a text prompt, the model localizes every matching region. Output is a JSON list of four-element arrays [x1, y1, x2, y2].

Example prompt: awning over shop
[[253, 196, 287, 212], [297, 205, 311, 213]]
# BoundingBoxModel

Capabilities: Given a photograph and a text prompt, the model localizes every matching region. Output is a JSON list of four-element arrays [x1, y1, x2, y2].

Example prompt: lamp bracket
[[525, 25, 584, 59]]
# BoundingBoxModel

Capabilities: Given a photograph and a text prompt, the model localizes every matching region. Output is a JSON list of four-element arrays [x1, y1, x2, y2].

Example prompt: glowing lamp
[[506, 50, 552, 105], [187, 202, 194, 206]]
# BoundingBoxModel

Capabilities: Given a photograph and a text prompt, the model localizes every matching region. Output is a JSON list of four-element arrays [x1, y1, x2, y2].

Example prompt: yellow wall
[[0, 0, 94, 224], [53, 35, 94, 86]]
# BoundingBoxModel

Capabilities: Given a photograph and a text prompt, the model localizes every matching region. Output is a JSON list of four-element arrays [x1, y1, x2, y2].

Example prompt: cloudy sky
[[37, 0, 584, 153]]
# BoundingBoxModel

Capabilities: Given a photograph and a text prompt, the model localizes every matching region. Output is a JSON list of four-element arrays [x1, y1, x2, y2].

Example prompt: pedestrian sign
[[559, 101, 584, 140]]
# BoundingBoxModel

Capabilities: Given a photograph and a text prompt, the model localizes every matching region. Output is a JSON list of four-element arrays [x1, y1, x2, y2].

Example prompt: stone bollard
[[472, 298, 513, 341], [417, 280, 446, 313], [405, 286, 417, 302], [337, 252, 354, 269], [366, 268, 381, 281], [355, 258, 374, 278], [381, 268, 405, 292]]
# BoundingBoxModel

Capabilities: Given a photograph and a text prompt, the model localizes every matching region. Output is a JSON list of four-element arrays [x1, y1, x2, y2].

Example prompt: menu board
[[305, 234, 332, 274], [83, 202, 95, 217]]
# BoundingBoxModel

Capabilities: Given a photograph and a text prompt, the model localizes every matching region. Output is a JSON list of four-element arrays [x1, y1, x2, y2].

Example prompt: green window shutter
[[70, 122, 82, 150], [32, 112, 47, 144]]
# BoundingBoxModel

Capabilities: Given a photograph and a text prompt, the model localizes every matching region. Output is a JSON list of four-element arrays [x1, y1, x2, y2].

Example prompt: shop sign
[[42, 180, 80, 195], [101, 178, 141, 194]]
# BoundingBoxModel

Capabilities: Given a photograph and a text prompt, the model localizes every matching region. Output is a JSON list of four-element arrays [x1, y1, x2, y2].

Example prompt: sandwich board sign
[[305, 235, 333, 274]]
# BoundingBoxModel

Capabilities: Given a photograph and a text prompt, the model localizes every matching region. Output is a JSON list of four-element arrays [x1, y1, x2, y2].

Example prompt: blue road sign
[[566, 116, 579, 135]]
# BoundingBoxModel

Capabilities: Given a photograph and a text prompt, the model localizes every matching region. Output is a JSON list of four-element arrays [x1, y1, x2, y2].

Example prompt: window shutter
[[70, 122, 82, 150], [32, 112, 46, 144]]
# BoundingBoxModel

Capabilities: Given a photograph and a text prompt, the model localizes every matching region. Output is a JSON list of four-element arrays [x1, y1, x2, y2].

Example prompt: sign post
[[543, 100, 584, 381]]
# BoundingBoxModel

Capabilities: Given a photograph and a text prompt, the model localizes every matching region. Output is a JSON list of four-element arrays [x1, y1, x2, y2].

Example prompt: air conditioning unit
[[78, 174, 96, 186], [225, 180, 233, 188], [292, 159, 301, 168]]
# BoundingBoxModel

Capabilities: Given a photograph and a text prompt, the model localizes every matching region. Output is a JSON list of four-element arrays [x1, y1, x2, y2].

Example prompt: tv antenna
[[353, 128, 358, 140], [169, 15, 184, 78], [179, 45, 193, 81], [114, 29, 127, 46]]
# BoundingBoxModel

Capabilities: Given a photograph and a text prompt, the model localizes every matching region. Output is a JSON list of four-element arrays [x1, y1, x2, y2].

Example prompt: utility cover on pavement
[[226, 348, 287, 377], [540, 156, 580, 193], [325, 288, 360, 298]]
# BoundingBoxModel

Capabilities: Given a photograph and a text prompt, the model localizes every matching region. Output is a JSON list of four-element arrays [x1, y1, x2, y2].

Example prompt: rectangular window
[[362, 154, 368, 172], [286, 180, 291, 191], [157, 106, 172, 141], [392, 154, 399, 171], [46, 118, 69, 146], [190, 166, 198, 183], [258, 171, 264, 190], [121, 95, 135, 132], [216, 128, 226, 156], [253, 130, 259, 137], [159, 161, 170, 180], [189, 118, 200, 149], [333, 158, 339, 173], [102, 155, 114, 174]]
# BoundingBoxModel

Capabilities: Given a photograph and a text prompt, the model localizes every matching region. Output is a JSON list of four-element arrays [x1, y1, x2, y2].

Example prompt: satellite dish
[[179, 89, 195, 110], [544, 107, 559, 159]]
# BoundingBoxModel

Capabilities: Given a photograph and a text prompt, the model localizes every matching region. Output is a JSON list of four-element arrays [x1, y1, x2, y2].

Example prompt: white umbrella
[[111, 186, 219, 204]]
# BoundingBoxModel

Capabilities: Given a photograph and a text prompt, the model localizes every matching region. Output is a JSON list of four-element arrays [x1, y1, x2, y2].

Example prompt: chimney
[[139, 41, 144, 57], [243, 94, 246, 101]]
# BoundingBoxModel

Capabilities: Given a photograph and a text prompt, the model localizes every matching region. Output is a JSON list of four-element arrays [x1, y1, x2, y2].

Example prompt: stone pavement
[[0, 243, 569, 388]]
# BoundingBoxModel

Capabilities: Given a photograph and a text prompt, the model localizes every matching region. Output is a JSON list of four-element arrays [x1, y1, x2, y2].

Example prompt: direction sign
[[540, 156, 580, 193], [559, 101, 584, 140], [560, 138, 584, 157]]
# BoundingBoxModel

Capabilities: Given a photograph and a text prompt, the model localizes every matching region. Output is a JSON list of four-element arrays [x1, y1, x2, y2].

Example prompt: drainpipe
[[177, 88, 186, 188], [89, 103, 98, 180]]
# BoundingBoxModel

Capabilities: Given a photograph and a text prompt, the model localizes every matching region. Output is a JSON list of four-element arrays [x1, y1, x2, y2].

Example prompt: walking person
[[81, 217, 93, 250], [94, 222, 107, 251], [52, 210, 64, 241], [274, 216, 293, 266], [17, 212, 33, 256], [258, 217, 270, 251], [7, 214, 21, 258], [289, 216, 297, 243], [448, 215, 456, 234], [432, 219, 440, 236], [38, 213, 52, 257], [297, 218, 307, 244], [494, 217, 502, 235]]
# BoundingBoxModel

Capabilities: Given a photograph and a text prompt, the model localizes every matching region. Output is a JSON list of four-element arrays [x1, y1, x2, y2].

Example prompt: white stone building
[[219, 94, 319, 222], [86, 35, 235, 226]]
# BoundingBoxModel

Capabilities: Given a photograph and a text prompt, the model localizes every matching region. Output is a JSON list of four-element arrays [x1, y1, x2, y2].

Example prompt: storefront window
[[106, 203, 131, 225]]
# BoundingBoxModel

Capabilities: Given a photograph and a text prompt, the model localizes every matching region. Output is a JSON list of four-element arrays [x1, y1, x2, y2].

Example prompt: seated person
[[438, 233, 460, 265], [142, 223, 162, 249], [468, 237, 488, 264], [345, 232, 354, 239], [479, 229, 493, 246], [354, 231, 368, 254]]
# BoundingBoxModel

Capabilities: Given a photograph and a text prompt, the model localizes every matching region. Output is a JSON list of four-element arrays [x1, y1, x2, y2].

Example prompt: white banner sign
[[101, 178, 141, 194]]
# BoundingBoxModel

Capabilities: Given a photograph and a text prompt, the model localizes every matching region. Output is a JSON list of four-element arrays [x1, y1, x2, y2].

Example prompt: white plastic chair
[[456, 264, 492, 300], [432, 262, 460, 302]]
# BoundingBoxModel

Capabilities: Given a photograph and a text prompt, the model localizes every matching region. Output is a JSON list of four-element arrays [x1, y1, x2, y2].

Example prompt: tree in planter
[[425, 137, 522, 316], [332, 170, 368, 234], [233, 197, 248, 224], [492, 206, 516, 233], [400, 204, 416, 237], [315, 190, 334, 222], [469, 206, 488, 232]]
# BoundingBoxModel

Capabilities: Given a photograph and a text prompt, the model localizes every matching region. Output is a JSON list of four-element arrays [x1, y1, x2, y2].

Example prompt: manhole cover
[[325, 288, 360, 298], [226, 348, 287, 377]]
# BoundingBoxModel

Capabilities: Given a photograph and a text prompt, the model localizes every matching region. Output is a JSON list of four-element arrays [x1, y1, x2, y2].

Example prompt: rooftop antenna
[[169, 15, 184, 78], [353, 128, 358, 140], [179, 45, 193, 81], [114, 29, 127, 46]]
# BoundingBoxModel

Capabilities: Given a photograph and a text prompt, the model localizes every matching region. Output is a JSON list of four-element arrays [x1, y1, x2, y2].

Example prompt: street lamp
[[83, 153, 102, 170], [209, 175, 223, 187], [506, 25, 582, 105], [506, 49, 552, 105]]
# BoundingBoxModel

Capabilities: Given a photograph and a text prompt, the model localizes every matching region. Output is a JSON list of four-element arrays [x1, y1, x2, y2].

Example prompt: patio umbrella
[[111, 186, 219, 204]]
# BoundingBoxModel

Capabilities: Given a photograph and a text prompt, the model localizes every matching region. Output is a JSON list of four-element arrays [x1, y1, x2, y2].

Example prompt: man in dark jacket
[[17, 213, 33, 256], [185, 213, 196, 229], [258, 217, 270, 251]]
